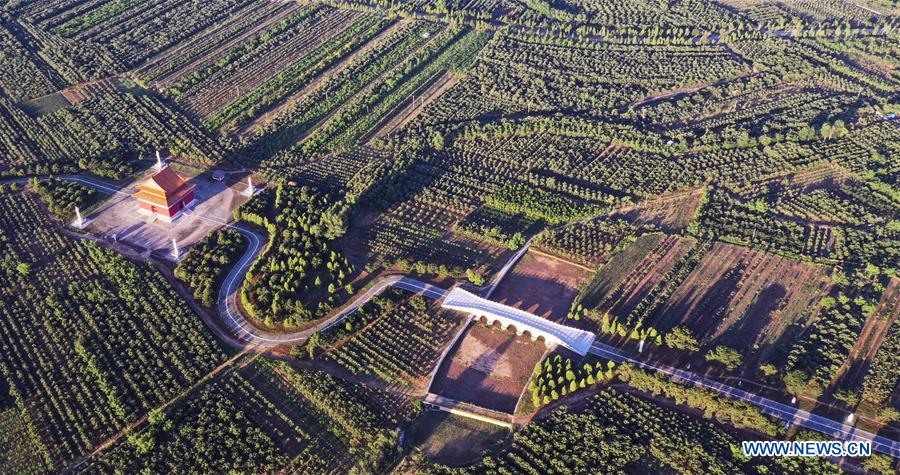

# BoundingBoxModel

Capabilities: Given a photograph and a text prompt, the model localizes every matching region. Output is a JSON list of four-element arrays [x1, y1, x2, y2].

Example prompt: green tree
[[430, 131, 445, 151], [466, 268, 485, 285], [862, 454, 894, 475], [705, 345, 742, 370], [16, 262, 31, 276], [305, 332, 321, 359], [783, 369, 812, 396], [507, 232, 526, 250], [759, 363, 778, 379], [665, 326, 700, 351]]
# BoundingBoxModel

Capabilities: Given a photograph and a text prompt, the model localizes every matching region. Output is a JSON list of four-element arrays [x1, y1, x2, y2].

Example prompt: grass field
[[407, 411, 509, 465]]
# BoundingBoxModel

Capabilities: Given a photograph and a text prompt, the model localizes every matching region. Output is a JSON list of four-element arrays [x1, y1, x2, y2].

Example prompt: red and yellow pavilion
[[134, 165, 196, 222]]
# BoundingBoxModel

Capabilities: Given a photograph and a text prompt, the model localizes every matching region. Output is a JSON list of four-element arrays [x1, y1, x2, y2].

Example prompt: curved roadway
[[68, 173, 900, 459], [216, 221, 447, 345], [216, 222, 899, 458]]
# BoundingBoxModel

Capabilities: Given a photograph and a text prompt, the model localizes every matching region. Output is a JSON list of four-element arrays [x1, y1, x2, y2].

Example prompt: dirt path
[[365, 71, 459, 142], [239, 19, 410, 138], [629, 71, 759, 109], [851, 1, 885, 16], [281, 25, 443, 150], [65, 351, 257, 472], [149, 2, 303, 90], [527, 248, 597, 273]]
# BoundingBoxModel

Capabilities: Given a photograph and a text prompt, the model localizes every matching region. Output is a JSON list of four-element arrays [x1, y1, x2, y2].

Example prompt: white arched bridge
[[441, 288, 596, 355]]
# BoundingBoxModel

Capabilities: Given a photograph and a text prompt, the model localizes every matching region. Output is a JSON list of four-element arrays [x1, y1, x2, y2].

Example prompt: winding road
[[68, 173, 900, 459], [214, 221, 447, 345]]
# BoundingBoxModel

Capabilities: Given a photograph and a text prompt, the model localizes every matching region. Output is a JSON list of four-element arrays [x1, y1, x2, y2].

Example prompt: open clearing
[[611, 188, 704, 232], [83, 165, 251, 253], [650, 242, 832, 355], [407, 411, 508, 465], [429, 322, 546, 414], [490, 250, 594, 321]]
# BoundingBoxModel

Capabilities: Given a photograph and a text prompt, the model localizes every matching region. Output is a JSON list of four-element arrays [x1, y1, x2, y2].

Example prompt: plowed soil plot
[[650, 242, 832, 353], [490, 251, 594, 321], [581, 233, 696, 320], [430, 323, 546, 413]]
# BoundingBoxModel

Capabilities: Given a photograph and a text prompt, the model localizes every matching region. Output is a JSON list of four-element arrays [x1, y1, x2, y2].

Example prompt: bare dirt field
[[490, 250, 594, 321], [429, 322, 546, 414], [83, 165, 252, 255], [649, 242, 833, 357], [407, 411, 508, 465]]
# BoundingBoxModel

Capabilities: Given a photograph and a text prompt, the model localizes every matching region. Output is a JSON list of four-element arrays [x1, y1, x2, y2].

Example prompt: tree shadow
[[491, 273, 579, 322], [430, 321, 537, 414], [651, 261, 747, 338], [713, 283, 787, 352]]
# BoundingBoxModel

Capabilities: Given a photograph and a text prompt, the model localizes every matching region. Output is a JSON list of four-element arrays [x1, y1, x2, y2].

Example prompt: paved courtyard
[[82, 166, 253, 256]]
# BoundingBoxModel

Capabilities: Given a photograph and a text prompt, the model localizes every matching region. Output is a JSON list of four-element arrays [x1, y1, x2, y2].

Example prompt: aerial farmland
[[0, 0, 898, 473]]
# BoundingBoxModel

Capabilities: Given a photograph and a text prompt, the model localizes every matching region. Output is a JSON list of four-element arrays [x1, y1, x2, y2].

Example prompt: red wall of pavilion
[[138, 189, 195, 218]]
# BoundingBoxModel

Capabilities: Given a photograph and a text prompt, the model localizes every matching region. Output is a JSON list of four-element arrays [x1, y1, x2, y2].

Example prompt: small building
[[134, 165, 196, 222]]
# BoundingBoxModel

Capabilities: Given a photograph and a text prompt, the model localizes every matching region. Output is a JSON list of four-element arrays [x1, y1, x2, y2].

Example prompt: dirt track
[[239, 19, 411, 137], [366, 71, 460, 142]]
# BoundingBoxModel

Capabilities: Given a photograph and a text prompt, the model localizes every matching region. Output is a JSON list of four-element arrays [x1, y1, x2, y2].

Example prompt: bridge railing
[[441, 288, 595, 355]]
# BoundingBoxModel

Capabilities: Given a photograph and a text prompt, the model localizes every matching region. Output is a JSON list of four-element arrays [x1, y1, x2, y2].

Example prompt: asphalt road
[[215, 223, 449, 344], [65, 175, 131, 195], [589, 341, 900, 459], [484, 237, 532, 298], [61, 174, 449, 344], [68, 173, 900, 459]]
